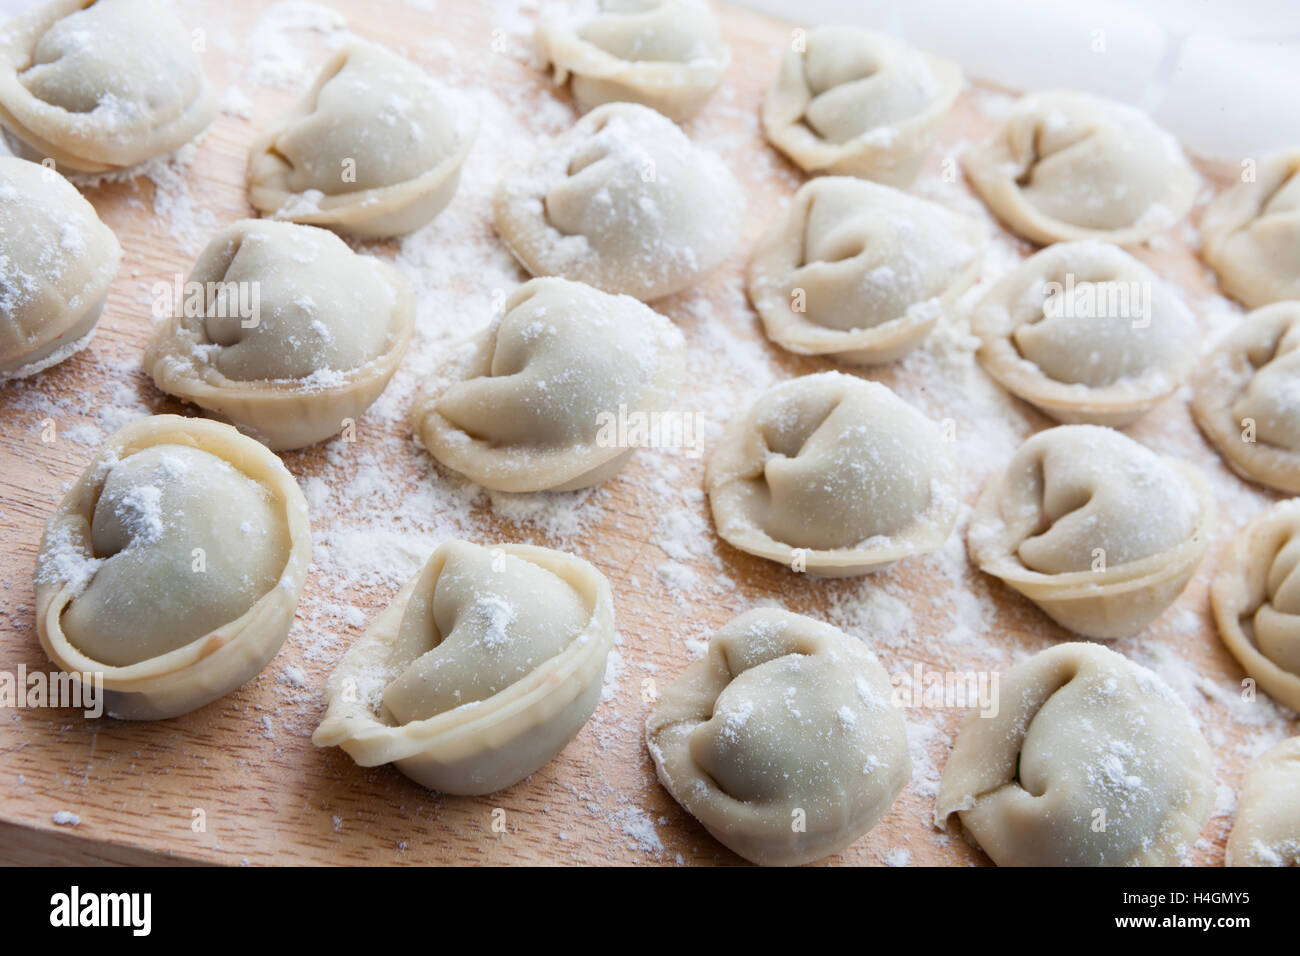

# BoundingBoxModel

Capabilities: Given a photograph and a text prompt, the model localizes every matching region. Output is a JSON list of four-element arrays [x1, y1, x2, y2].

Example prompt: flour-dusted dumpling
[[248, 41, 475, 238], [1192, 302, 1300, 495], [1211, 499, 1300, 714], [969, 425, 1214, 639], [963, 91, 1197, 246], [762, 27, 961, 187], [34, 415, 311, 720], [413, 276, 685, 492], [144, 219, 414, 451], [936, 642, 1215, 866], [748, 177, 983, 364], [707, 372, 959, 576], [493, 102, 744, 300], [0, 156, 121, 381], [1202, 148, 1300, 309], [646, 608, 910, 866], [0, 0, 216, 174], [313, 540, 615, 794], [535, 0, 729, 123], [974, 241, 1198, 426], [1227, 737, 1300, 866]]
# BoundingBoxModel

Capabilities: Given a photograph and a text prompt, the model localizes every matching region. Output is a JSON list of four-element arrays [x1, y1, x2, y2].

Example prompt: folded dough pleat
[[963, 91, 1196, 245], [0, 0, 216, 172], [937, 642, 1215, 866], [1202, 148, 1300, 308], [383, 542, 589, 725], [62, 444, 288, 667]]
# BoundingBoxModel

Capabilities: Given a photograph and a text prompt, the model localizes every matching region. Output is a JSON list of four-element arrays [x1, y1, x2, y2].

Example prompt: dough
[[412, 276, 686, 492], [963, 91, 1196, 245], [748, 176, 983, 364], [535, 0, 729, 123], [762, 26, 961, 186], [144, 219, 414, 451], [34, 415, 311, 720], [313, 540, 616, 794], [973, 240, 1198, 426], [645, 608, 910, 865], [0, 0, 216, 173], [1192, 302, 1300, 495], [968, 425, 1214, 639], [247, 40, 475, 238], [1202, 148, 1300, 309], [493, 101, 744, 300], [706, 372, 959, 576], [1211, 499, 1300, 714], [936, 642, 1215, 866], [1226, 736, 1300, 866], [0, 156, 121, 381]]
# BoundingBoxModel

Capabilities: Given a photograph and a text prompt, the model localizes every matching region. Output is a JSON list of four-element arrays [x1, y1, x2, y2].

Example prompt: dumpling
[[936, 642, 1215, 866], [535, 0, 729, 123], [412, 276, 685, 492], [0, 0, 216, 174], [973, 241, 1198, 426], [1192, 302, 1300, 495], [1201, 148, 1300, 309], [34, 414, 311, 720], [493, 102, 744, 300], [1226, 737, 1300, 866], [247, 41, 475, 238], [144, 219, 414, 451], [706, 372, 959, 576], [313, 540, 615, 794], [963, 91, 1197, 246], [645, 608, 910, 866], [762, 26, 961, 187], [748, 177, 983, 364], [0, 156, 121, 381], [1211, 499, 1300, 714], [969, 425, 1214, 639]]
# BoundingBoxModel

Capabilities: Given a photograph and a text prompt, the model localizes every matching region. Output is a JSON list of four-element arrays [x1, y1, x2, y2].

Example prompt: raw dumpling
[[748, 176, 983, 363], [535, 0, 729, 123], [973, 241, 1198, 426], [645, 608, 910, 866], [412, 276, 685, 492], [493, 102, 744, 300], [0, 156, 121, 381], [762, 26, 961, 187], [963, 91, 1197, 246], [936, 642, 1215, 866], [144, 219, 414, 451], [1192, 302, 1300, 495], [34, 414, 311, 720], [0, 0, 216, 174], [1227, 737, 1300, 866], [1211, 499, 1300, 714], [1201, 148, 1300, 309], [706, 372, 959, 576], [968, 425, 1214, 639], [312, 540, 615, 794], [247, 41, 475, 238]]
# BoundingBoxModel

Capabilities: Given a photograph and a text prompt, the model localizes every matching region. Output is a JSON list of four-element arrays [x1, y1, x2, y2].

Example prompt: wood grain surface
[[0, 0, 1295, 867]]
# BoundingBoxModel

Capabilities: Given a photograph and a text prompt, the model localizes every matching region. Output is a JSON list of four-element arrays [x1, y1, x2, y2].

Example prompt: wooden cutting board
[[0, 0, 1295, 867]]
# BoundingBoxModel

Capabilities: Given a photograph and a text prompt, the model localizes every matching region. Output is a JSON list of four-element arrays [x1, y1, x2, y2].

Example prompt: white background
[[733, 0, 1300, 160]]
